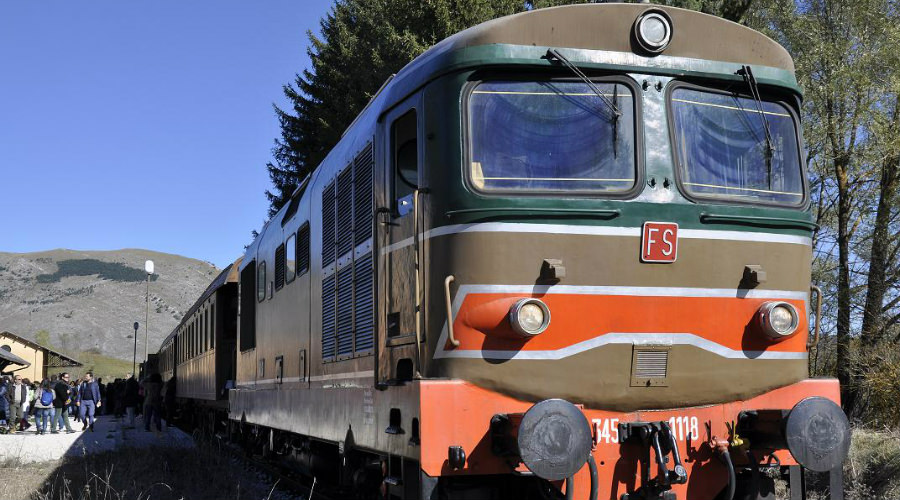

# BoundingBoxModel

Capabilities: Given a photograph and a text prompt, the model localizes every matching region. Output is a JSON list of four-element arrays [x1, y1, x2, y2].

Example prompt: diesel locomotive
[[156, 4, 851, 499]]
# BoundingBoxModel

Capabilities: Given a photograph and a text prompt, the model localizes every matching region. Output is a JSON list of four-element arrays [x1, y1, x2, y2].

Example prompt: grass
[[1, 444, 297, 500]]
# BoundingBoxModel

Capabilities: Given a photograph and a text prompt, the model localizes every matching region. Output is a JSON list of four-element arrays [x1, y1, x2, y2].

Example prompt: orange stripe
[[450, 293, 808, 353]]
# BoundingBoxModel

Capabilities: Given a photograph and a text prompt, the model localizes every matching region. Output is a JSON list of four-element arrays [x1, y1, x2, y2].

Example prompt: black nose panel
[[785, 396, 851, 472], [518, 399, 593, 481]]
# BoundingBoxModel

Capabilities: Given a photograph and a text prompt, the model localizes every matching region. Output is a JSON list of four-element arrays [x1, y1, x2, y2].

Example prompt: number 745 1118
[[591, 417, 700, 445]]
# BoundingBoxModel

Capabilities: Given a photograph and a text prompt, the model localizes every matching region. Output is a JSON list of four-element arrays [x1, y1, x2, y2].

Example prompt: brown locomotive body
[[160, 5, 849, 499]]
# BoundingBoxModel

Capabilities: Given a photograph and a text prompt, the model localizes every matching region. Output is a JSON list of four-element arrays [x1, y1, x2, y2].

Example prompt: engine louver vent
[[274, 243, 285, 291], [321, 274, 336, 360], [297, 223, 310, 275], [354, 144, 374, 246], [336, 265, 354, 357], [353, 252, 374, 353], [322, 181, 336, 267], [319, 142, 375, 363], [631, 346, 670, 387], [337, 167, 354, 259]]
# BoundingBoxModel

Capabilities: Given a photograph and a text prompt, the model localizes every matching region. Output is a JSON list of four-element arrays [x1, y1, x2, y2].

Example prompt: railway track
[[172, 420, 348, 500]]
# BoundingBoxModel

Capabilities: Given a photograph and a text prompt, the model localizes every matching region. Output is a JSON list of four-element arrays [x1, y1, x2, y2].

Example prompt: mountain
[[0, 249, 219, 361]]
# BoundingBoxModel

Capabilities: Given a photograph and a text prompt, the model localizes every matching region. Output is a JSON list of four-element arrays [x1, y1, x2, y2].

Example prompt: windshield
[[670, 86, 804, 206], [467, 80, 636, 194]]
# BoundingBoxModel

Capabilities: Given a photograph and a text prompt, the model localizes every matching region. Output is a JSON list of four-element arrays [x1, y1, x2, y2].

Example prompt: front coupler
[[619, 421, 688, 500]]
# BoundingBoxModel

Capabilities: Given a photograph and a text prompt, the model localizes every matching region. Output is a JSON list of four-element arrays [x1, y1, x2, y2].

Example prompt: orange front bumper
[[420, 378, 840, 499]]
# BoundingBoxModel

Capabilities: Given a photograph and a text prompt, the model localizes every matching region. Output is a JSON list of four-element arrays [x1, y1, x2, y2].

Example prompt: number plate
[[592, 416, 699, 444]]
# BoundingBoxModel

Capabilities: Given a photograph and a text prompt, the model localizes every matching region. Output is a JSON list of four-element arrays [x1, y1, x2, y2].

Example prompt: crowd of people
[[0, 371, 169, 435]]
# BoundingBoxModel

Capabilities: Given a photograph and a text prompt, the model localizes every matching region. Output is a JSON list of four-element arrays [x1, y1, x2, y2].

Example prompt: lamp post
[[132, 321, 139, 377], [144, 260, 154, 365]]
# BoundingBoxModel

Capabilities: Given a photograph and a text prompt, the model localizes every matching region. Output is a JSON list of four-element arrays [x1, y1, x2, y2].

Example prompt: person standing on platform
[[0, 376, 9, 431], [142, 373, 163, 434], [76, 372, 101, 431], [5, 375, 28, 434], [123, 375, 140, 428], [53, 373, 75, 433], [32, 379, 55, 435]]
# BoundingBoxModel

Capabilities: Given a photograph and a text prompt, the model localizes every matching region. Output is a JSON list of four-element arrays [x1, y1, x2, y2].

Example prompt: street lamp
[[144, 260, 154, 366], [132, 321, 139, 377]]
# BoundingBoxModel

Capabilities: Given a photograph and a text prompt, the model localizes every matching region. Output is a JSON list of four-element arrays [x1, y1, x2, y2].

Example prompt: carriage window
[[468, 80, 636, 194], [285, 234, 296, 284], [257, 261, 266, 302], [240, 262, 257, 351], [670, 87, 803, 206], [391, 110, 418, 216]]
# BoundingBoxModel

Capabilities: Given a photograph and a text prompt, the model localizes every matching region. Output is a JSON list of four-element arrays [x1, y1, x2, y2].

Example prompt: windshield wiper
[[546, 48, 622, 157], [738, 65, 775, 187]]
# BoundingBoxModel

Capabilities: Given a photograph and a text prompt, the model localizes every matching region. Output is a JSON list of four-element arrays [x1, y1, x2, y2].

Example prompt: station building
[[0, 330, 81, 380]]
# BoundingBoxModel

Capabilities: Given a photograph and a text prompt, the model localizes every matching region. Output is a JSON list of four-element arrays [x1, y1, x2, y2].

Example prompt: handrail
[[699, 213, 818, 231], [808, 285, 822, 349], [413, 189, 423, 374], [444, 275, 460, 347], [446, 207, 620, 219]]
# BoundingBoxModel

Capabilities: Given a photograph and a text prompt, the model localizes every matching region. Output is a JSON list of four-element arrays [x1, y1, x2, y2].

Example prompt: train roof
[[161, 257, 241, 346], [421, 4, 793, 71]]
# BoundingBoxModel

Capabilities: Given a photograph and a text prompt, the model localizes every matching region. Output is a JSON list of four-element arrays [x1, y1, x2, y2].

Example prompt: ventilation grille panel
[[336, 265, 354, 357], [274, 244, 285, 290], [353, 252, 374, 353], [354, 144, 374, 246], [336, 167, 354, 258], [322, 181, 336, 267], [321, 274, 336, 360], [630, 346, 669, 387]]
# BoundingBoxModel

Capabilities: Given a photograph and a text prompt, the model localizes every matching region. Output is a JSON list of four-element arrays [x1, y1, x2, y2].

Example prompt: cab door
[[376, 97, 423, 384]]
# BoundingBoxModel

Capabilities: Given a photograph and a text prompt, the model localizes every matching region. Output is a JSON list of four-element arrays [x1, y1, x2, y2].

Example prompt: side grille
[[319, 142, 375, 362], [353, 252, 374, 353], [321, 274, 336, 360], [274, 243, 285, 290], [336, 167, 354, 258], [354, 144, 374, 246], [297, 223, 310, 275], [336, 265, 354, 357], [322, 181, 336, 267], [630, 346, 670, 387]]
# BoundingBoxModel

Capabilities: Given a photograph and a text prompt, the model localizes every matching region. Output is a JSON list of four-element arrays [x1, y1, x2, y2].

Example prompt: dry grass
[[0, 459, 57, 500], [0, 444, 300, 500]]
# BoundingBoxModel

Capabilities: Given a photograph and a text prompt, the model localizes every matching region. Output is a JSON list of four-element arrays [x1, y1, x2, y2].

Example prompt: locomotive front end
[[406, 4, 849, 499]]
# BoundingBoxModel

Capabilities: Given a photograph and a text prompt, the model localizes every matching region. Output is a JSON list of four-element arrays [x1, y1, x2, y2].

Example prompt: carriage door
[[377, 100, 422, 384]]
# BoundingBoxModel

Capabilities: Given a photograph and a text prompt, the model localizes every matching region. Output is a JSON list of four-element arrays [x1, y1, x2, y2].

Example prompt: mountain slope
[[0, 249, 218, 361]]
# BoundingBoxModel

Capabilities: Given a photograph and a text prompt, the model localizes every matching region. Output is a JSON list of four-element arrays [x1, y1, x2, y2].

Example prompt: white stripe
[[434, 284, 810, 361], [380, 222, 811, 255], [237, 370, 375, 388], [445, 284, 809, 300], [310, 370, 374, 382], [436, 332, 807, 361]]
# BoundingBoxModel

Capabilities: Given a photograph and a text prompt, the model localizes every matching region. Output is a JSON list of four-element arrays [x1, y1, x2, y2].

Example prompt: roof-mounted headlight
[[758, 301, 800, 339], [508, 298, 551, 338], [633, 9, 673, 54]]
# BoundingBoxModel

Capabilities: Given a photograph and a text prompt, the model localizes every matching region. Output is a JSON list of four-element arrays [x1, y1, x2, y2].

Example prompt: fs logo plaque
[[641, 222, 678, 263]]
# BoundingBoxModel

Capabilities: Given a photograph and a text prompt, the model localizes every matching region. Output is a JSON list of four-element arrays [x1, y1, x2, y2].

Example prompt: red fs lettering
[[641, 222, 678, 263]]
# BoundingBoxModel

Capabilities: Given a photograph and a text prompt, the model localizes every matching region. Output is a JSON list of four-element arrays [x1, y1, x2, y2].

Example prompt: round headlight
[[509, 298, 551, 338], [758, 301, 800, 339], [633, 10, 673, 54]]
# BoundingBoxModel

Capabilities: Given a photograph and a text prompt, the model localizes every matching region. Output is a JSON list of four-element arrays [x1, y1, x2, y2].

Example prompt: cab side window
[[391, 110, 418, 216]]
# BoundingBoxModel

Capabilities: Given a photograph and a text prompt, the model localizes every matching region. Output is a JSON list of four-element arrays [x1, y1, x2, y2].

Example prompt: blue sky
[[0, 1, 332, 269]]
